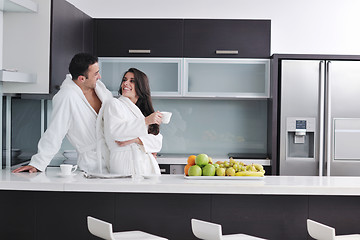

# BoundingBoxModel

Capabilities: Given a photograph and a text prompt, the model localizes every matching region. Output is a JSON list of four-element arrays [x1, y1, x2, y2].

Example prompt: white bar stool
[[87, 216, 168, 240], [191, 218, 266, 240], [307, 219, 360, 240]]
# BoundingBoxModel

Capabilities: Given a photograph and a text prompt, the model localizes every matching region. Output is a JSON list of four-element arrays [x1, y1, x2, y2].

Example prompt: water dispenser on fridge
[[286, 118, 315, 160]]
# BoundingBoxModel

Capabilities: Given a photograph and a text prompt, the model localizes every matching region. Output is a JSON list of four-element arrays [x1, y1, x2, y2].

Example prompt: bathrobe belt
[[77, 143, 97, 154], [110, 144, 142, 153]]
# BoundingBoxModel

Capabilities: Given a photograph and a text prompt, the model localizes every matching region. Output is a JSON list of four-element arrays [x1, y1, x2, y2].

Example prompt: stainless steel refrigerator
[[279, 59, 360, 176]]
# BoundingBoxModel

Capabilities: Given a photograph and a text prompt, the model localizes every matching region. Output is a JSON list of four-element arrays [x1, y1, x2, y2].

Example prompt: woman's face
[[121, 72, 138, 103]]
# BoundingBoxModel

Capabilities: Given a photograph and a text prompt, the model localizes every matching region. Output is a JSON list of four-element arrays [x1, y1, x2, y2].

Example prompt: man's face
[[84, 62, 101, 89]]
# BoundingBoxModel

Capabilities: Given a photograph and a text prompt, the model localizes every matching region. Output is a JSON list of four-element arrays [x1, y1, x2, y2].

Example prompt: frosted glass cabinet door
[[98, 58, 182, 96], [184, 58, 270, 98]]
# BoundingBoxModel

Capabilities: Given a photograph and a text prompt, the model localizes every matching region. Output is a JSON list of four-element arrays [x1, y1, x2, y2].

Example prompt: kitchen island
[[2, 168, 360, 240]]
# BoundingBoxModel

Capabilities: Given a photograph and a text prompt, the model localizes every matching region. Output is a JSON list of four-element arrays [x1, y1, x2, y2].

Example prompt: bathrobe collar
[[118, 95, 145, 118], [60, 74, 109, 115]]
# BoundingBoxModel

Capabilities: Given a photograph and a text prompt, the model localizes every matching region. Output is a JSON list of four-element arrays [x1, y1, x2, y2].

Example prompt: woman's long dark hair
[[118, 68, 159, 135]]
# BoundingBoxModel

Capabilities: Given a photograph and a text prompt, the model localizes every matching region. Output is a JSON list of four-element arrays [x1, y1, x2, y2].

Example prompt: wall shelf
[[0, 70, 36, 83]]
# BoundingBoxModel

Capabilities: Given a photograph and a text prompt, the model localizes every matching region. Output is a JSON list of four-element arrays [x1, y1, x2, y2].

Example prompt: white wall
[[67, 0, 360, 55]]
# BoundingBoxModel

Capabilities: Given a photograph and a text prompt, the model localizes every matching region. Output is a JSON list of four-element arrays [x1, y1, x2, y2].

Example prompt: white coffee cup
[[60, 164, 77, 175], [160, 111, 172, 124]]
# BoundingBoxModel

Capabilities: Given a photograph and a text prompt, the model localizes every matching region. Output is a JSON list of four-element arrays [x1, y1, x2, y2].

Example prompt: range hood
[[0, 0, 37, 12], [0, 70, 36, 83]]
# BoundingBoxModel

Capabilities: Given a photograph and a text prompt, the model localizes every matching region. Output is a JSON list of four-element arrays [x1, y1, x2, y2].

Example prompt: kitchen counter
[[3, 167, 360, 240], [2, 167, 360, 196]]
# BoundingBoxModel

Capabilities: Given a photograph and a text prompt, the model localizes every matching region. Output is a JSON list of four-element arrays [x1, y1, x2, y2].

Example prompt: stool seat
[[307, 219, 360, 240], [87, 216, 167, 240], [191, 218, 266, 240], [222, 233, 265, 239]]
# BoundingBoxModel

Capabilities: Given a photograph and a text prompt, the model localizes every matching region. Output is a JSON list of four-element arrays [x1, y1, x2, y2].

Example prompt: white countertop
[[2, 167, 360, 196]]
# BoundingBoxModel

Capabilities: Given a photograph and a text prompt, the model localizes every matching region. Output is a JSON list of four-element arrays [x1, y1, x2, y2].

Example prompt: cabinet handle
[[128, 49, 151, 54], [215, 50, 239, 55]]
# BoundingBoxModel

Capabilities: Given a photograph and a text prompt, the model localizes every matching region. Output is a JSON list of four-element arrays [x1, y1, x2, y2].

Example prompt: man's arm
[[12, 91, 72, 173]]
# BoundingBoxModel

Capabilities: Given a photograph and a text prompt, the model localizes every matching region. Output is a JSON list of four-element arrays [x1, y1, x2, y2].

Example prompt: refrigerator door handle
[[325, 61, 332, 176], [319, 61, 325, 176]]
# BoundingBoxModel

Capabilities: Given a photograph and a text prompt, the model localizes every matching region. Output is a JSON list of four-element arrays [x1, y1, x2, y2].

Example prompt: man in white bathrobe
[[13, 53, 113, 173]]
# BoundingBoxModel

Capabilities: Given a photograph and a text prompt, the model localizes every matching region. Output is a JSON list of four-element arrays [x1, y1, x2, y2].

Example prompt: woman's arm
[[105, 100, 147, 141]]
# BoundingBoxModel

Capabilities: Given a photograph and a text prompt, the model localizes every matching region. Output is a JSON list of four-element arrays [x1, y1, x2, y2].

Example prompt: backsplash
[[153, 98, 268, 156], [4, 96, 268, 165]]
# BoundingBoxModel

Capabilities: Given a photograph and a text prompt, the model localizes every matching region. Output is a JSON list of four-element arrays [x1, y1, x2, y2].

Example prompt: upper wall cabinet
[[184, 19, 271, 58], [2, 0, 93, 96], [95, 19, 184, 57]]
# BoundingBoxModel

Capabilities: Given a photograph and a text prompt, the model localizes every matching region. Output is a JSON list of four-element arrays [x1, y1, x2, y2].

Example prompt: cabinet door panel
[[50, 0, 93, 96], [184, 19, 270, 58], [212, 195, 308, 239], [309, 196, 360, 236], [114, 193, 211, 240], [0, 191, 36, 240], [96, 19, 183, 57], [185, 58, 270, 98], [99, 57, 182, 96]]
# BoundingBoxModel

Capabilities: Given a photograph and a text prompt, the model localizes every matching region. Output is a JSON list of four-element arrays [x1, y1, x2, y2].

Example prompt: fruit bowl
[[184, 175, 264, 180]]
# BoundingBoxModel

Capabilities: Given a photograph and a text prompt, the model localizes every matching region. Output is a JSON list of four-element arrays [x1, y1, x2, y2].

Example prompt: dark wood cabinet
[[308, 196, 360, 236], [95, 19, 184, 57], [184, 19, 271, 58], [8, 190, 360, 240], [95, 19, 270, 59], [212, 195, 308, 239], [49, 0, 94, 97], [0, 191, 36, 240]]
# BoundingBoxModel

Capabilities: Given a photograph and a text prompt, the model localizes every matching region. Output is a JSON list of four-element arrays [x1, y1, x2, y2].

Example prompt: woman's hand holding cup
[[145, 111, 163, 125]]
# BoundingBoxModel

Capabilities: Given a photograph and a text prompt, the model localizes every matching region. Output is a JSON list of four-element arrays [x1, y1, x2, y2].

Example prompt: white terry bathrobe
[[29, 74, 113, 173], [101, 96, 162, 175]]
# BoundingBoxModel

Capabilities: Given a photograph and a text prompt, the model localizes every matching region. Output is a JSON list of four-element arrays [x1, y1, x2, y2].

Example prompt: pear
[[216, 168, 226, 176], [226, 167, 236, 176]]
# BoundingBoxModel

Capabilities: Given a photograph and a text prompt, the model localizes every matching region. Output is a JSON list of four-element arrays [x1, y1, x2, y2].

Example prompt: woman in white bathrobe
[[103, 68, 163, 175]]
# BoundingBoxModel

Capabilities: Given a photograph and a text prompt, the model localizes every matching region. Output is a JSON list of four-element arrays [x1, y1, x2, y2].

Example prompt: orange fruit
[[184, 164, 192, 176], [187, 155, 196, 165]]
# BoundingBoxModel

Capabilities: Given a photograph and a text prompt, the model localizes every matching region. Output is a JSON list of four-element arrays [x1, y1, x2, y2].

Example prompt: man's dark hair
[[69, 53, 98, 80]]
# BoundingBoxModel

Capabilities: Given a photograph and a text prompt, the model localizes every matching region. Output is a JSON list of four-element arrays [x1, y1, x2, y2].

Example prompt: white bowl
[[63, 150, 77, 160], [142, 174, 160, 180]]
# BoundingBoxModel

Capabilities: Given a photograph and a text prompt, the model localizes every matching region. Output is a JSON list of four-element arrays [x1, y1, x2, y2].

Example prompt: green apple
[[195, 154, 209, 167], [202, 164, 216, 176], [188, 165, 202, 176]]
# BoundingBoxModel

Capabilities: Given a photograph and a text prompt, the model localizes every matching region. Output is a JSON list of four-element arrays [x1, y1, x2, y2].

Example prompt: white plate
[[142, 175, 160, 180], [184, 175, 264, 180], [57, 173, 77, 178]]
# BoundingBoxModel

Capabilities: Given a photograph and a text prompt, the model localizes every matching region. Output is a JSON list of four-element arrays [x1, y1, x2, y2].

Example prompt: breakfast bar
[[2, 168, 360, 240]]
